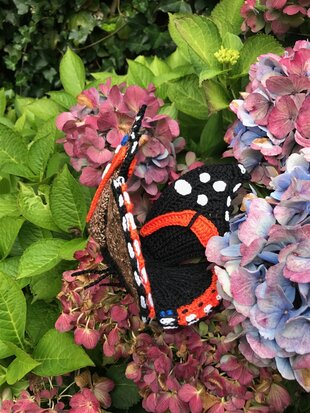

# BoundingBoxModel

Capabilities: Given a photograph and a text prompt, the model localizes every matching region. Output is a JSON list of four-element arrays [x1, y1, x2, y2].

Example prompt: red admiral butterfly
[[83, 105, 249, 329]]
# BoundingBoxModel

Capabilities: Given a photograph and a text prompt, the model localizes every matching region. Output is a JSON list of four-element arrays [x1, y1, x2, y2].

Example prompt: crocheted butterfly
[[84, 105, 249, 329]]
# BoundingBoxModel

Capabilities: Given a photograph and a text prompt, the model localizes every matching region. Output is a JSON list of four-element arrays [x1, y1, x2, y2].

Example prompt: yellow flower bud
[[214, 46, 240, 66]]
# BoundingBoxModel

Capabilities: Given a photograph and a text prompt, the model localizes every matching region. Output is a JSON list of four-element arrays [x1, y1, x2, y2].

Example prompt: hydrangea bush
[[1, 2, 310, 413]]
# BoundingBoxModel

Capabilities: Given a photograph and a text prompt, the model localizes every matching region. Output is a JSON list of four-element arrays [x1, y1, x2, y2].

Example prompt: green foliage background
[[0, 0, 219, 97]]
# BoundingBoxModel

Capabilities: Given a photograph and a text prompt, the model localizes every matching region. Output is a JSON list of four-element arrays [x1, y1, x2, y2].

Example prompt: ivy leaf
[[33, 330, 94, 376], [211, 0, 244, 37], [18, 239, 66, 279], [5, 343, 40, 385], [231, 34, 284, 78], [127, 60, 154, 88], [106, 364, 140, 410], [0, 124, 33, 179], [0, 273, 26, 350], [0, 217, 24, 259], [168, 75, 208, 119], [60, 48, 86, 97], [48, 91, 77, 110], [26, 301, 60, 346], [18, 183, 60, 232], [50, 165, 87, 233]]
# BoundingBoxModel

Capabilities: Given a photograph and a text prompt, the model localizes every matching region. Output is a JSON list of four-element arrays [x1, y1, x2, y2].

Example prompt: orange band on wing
[[86, 145, 127, 222], [140, 210, 218, 247]]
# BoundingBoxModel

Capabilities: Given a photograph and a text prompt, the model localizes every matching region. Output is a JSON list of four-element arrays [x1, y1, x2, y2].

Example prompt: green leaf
[[0, 89, 6, 117], [222, 32, 243, 51], [169, 14, 221, 68], [0, 193, 20, 219], [33, 330, 94, 376], [28, 134, 55, 178], [106, 364, 140, 410], [30, 268, 62, 301], [154, 64, 194, 87], [18, 183, 60, 232], [127, 60, 154, 88], [0, 217, 24, 259], [0, 124, 33, 178], [203, 80, 230, 113], [26, 301, 60, 346], [48, 91, 77, 110], [50, 165, 87, 233], [232, 34, 284, 78], [58, 238, 88, 260], [0, 365, 6, 386], [18, 222, 52, 251], [0, 272, 26, 349], [46, 153, 69, 178], [25, 99, 61, 121], [199, 68, 228, 84], [5, 343, 40, 385], [211, 0, 244, 36], [168, 75, 208, 119], [18, 239, 66, 278], [199, 112, 226, 156], [158, 103, 178, 120], [60, 48, 86, 97], [149, 56, 170, 76]]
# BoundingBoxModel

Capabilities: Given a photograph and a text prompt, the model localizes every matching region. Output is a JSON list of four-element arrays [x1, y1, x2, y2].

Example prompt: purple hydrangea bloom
[[225, 41, 310, 187]]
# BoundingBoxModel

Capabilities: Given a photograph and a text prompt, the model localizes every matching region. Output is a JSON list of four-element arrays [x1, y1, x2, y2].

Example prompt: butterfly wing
[[140, 163, 249, 328]]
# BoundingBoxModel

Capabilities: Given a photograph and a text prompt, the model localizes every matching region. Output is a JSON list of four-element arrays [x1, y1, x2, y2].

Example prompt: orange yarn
[[140, 210, 218, 247]]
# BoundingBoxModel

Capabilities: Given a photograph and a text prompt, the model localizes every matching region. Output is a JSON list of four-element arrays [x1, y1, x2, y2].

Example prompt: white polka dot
[[213, 181, 227, 192], [118, 194, 124, 207], [233, 183, 242, 192], [140, 296, 147, 309], [225, 211, 230, 221], [133, 239, 141, 256], [226, 196, 231, 207], [160, 318, 176, 326], [141, 316, 147, 323], [216, 294, 222, 301], [199, 172, 211, 183], [204, 304, 212, 314], [127, 242, 135, 259], [134, 271, 141, 286], [185, 314, 197, 323], [238, 164, 247, 174], [197, 194, 208, 206], [174, 180, 192, 196]]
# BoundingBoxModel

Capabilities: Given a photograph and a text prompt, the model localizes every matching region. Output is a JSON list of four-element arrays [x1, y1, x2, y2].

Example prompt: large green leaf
[[0, 124, 33, 178], [168, 75, 208, 119], [211, 0, 244, 37], [5, 343, 40, 385], [48, 91, 77, 110], [28, 133, 55, 177], [0, 193, 20, 219], [232, 34, 284, 78], [0, 273, 26, 350], [33, 330, 94, 376], [59, 48, 86, 97], [0, 365, 6, 386], [169, 14, 221, 69], [50, 165, 87, 233], [199, 112, 227, 157], [0, 217, 24, 259], [18, 222, 52, 251], [107, 364, 140, 410], [25, 99, 61, 121], [18, 183, 60, 231], [18, 239, 66, 279], [127, 60, 154, 88], [58, 238, 88, 260], [30, 268, 62, 301], [203, 80, 230, 113], [26, 301, 60, 346]]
